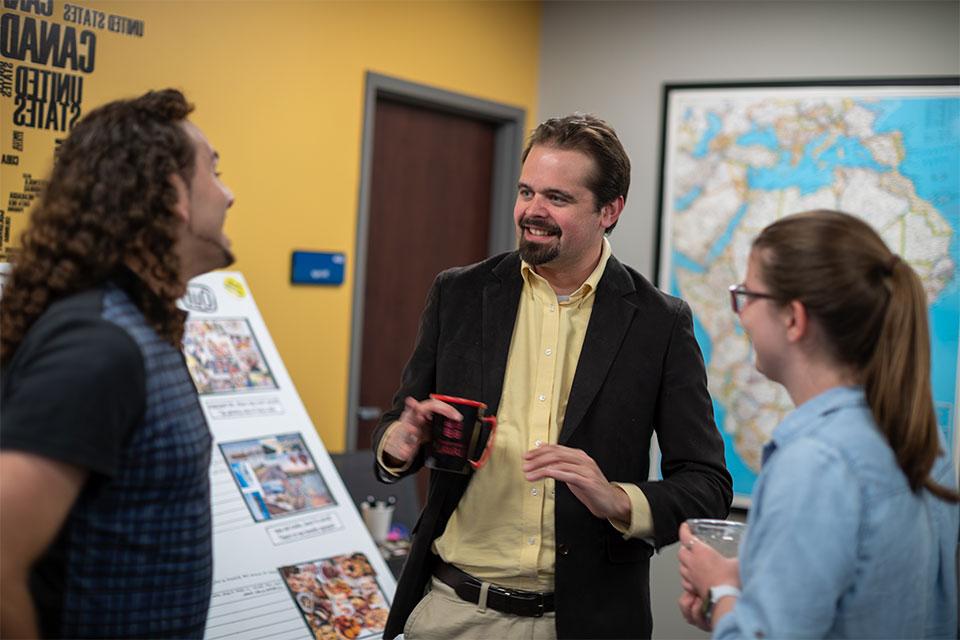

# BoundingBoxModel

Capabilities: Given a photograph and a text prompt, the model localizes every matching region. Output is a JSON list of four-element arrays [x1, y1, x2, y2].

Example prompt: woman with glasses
[[677, 210, 958, 638]]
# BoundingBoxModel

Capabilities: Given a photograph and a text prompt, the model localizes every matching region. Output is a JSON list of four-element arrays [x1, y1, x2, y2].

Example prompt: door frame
[[345, 71, 526, 451]]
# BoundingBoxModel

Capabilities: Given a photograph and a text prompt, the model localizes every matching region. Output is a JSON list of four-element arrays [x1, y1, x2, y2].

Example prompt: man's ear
[[784, 299, 808, 343], [599, 195, 624, 231], [169, 172, 190, 223]]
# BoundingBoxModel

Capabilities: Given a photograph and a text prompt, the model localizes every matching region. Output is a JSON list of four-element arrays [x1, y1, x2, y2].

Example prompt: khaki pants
[[403, 577, 558, 640]]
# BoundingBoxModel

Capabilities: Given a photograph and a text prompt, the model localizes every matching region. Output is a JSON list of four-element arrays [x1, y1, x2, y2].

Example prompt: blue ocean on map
[[671, 249, 705, 275], [674, 186, 702, 212], [692, 112, 723, 158], [736, 126, 778, 150], [745, 132, 885, 194], [865, 97, 959, 449], [671, 95, 960, 501], [671, 268, 760, 494], [706, 204, 748, 265]]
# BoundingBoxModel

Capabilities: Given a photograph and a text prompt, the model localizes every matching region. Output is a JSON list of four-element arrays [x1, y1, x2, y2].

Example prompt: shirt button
[[544, 348, 552, 356], [528, 537, 536, 545], [558, 543, 569, 556], [531, 488, 538, 496], [534, 439, 542, 447], [549, 305, 555, 312], [538, 394, 546, 402]]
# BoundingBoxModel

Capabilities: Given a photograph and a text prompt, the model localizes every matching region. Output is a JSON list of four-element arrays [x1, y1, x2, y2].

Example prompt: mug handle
[[469, 416, 497, 470]]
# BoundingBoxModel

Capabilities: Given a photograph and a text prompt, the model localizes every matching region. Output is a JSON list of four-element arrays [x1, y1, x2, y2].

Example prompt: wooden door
[[357, 99, 496, 450]]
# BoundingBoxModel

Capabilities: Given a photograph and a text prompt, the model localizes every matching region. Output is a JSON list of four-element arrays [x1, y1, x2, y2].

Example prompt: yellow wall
[[0, 1, 538, 446], [71, 0, 540, 451]]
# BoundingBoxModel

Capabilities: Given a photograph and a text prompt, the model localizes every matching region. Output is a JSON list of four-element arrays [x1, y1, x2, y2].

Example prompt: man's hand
[[521, 444, 630, 522], [381, 397, 461, 464]]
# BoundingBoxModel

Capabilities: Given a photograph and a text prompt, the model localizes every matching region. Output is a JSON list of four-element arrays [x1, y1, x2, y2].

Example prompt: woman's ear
[[784, 299, 808, 343]]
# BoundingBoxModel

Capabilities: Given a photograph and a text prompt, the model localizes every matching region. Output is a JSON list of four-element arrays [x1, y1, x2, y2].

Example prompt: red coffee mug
[[426, 394, 497, 474]]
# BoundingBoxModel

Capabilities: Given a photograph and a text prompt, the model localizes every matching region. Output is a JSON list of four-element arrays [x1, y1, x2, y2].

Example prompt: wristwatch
[[702, 584, 741, 621]]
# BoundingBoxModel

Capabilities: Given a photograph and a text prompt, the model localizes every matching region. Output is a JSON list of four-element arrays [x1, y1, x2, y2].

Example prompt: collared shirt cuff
[[375, 422, 413, 476], [609, 482, 655, 539]]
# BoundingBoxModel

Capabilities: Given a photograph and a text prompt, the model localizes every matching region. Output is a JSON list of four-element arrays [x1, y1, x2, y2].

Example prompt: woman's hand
[[677, 522, 741, 598], [678, 589, 711, 632]]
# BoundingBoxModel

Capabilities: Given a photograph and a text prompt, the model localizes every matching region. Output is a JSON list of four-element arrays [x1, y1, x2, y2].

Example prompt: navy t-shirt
[[1, 275, 213, 638]]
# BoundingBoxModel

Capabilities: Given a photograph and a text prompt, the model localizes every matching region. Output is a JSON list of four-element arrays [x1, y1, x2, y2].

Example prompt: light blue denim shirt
[[715, 386, 958, 639]]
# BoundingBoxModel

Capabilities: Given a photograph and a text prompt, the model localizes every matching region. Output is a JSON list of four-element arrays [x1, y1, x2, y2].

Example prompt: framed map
[[655, 78, 960, 505]]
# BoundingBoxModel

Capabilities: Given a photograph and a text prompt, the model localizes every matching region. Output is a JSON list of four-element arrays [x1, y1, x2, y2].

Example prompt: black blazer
[[374, 251, 732, 639]]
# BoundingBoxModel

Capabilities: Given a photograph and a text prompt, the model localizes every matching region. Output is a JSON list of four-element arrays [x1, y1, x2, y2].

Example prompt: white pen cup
[[361, 502, 395, 543]]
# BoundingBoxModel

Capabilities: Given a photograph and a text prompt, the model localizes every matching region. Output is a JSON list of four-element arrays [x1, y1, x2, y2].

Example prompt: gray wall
[[536, 2, 959, 638], [538, 0, 960, 280]]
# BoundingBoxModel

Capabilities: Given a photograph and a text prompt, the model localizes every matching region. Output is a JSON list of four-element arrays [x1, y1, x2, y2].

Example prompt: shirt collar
[[762, 385, 866, 465], [520, 237, 612, 305]]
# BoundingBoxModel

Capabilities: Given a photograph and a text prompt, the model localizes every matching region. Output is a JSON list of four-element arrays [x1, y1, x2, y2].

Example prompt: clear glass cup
[[686, 518, 746, 558]]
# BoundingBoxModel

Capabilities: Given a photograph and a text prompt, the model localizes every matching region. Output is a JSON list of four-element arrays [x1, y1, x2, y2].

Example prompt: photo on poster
[[220, 433, 336, 522], [279, 552, 389, 640], [183, 318, 278, 394]]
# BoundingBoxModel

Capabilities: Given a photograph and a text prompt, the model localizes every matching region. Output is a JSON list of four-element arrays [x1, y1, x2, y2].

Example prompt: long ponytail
[[864, 257, 957, 500]]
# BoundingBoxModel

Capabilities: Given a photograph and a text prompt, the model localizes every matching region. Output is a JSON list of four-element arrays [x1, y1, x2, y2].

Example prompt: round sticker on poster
[[223, 277, 246, 298]]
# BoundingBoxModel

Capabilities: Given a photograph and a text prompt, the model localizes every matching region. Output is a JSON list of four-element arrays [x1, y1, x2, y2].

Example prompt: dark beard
[[518, 216, 561, 265], [519, 238, 560, 265], [188, 221, 235, 270]]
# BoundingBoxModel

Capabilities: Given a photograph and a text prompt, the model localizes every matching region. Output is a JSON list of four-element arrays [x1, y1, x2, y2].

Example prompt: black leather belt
[[434, 561, 555, 618]]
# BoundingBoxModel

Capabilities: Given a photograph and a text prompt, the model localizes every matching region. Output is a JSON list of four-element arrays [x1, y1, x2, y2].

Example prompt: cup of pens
[[361, 495, 395, 544]]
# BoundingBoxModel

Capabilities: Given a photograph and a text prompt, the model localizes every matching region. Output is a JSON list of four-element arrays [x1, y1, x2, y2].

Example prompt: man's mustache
[[518, 216, 561, 236]]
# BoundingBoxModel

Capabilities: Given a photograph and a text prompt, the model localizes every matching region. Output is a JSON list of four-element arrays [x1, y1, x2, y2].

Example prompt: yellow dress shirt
[[379, 238, 654, 591]]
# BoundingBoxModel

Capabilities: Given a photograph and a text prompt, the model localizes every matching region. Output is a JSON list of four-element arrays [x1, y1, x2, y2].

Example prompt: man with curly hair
[[0, 89, 234, 638]]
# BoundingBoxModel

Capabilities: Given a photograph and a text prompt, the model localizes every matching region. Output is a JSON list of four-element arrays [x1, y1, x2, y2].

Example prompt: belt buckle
[[503, 589, 545, 618]]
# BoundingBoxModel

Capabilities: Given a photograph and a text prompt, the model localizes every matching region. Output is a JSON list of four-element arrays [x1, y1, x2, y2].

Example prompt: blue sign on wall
[[290, 251, 346, 286]]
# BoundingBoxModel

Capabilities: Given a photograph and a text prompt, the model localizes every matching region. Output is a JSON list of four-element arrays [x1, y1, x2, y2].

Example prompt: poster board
[[655, 78, 960, 506], [180, 271, 395, 640]]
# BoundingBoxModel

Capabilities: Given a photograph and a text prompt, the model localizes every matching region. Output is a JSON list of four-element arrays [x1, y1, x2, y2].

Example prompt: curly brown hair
[[1, 89, 197, 364]]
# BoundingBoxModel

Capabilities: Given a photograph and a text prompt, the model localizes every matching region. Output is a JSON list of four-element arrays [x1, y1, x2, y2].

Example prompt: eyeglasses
[[728, 284, 777, 314]]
